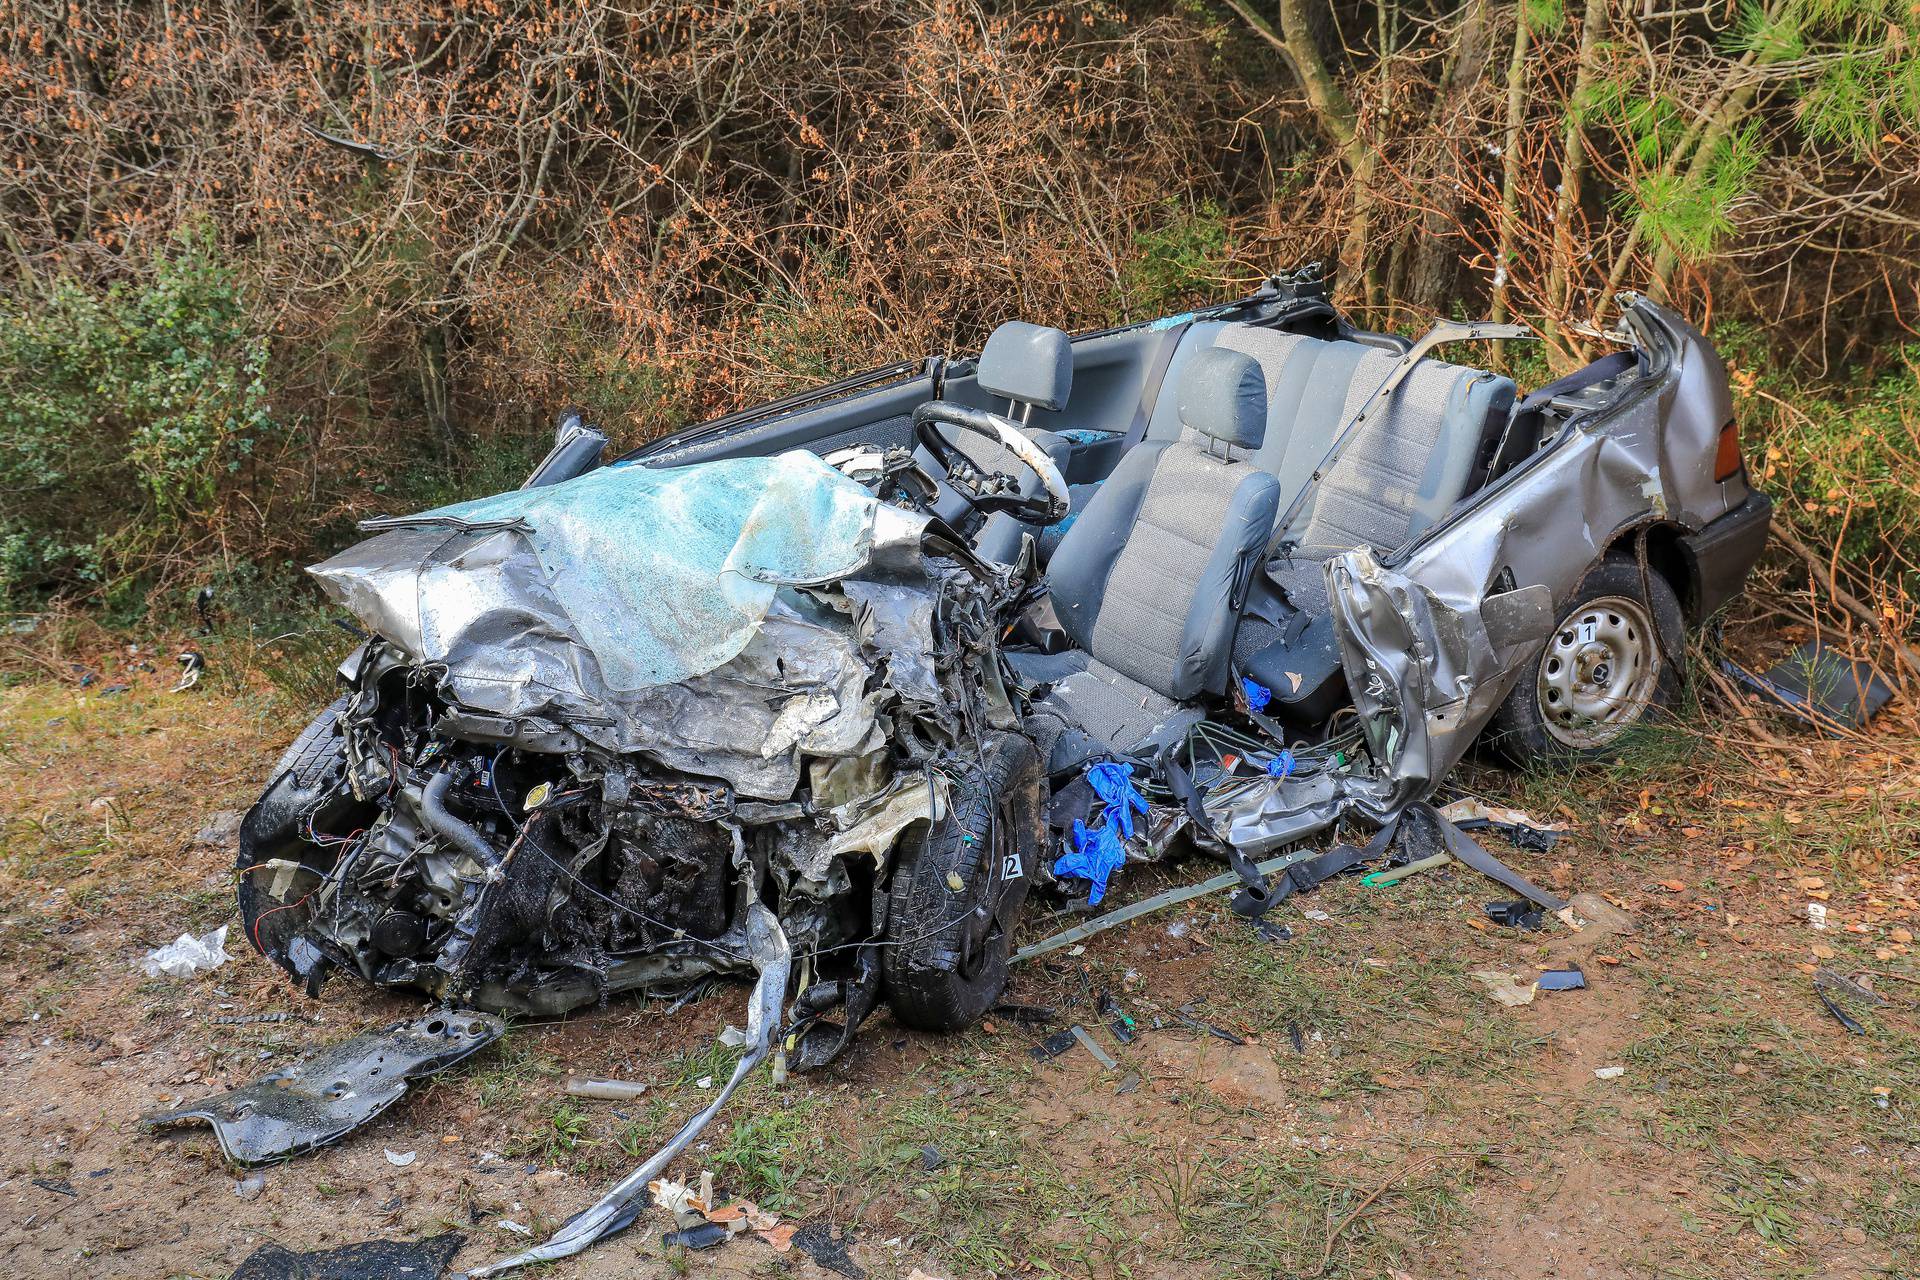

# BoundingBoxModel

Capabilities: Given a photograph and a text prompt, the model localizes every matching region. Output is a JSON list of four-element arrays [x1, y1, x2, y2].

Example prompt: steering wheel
[[912, 401, 1072, 526]]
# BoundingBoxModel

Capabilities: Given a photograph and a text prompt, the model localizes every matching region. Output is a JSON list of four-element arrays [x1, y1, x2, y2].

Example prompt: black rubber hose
[[419, 769, 501, 868]]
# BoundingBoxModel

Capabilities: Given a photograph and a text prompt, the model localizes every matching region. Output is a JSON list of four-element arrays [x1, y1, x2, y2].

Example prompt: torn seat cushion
[[1008, 648, 1204, 773]]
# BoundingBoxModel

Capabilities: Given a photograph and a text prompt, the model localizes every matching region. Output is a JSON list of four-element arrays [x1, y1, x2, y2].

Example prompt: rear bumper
[[1680, 489, 1772, 621]]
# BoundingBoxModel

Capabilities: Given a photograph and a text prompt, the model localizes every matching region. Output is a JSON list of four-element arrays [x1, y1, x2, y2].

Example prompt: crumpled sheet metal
[[328, 567, 949, 802], [465, 900, 792, 1277], [142, 1012, 504, 1165], [1207, 299, 1729, 857], [321, 450, 924, 693]]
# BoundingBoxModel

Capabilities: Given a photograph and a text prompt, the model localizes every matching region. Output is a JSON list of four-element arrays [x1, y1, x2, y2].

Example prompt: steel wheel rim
[[1536, 594, 1661, 749]]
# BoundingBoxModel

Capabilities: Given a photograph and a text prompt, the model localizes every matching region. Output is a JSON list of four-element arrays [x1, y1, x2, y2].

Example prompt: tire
[[882, 732, 1044, 1032], [1487, 553, 1686, 767], [238, 695, 362, 964]]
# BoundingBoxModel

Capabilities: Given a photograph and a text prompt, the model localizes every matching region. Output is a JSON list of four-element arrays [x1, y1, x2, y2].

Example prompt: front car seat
[[918, 321, 1076, 564], [1009, 347, 1280, 770]]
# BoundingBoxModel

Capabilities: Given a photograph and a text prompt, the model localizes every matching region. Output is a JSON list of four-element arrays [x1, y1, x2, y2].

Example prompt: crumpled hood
[[310, 449, 929, 692]]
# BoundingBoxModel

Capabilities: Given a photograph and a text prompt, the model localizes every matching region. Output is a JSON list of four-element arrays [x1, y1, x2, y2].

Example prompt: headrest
[[1176, 347, 1266, 450], [977, 321, 1072, 412]]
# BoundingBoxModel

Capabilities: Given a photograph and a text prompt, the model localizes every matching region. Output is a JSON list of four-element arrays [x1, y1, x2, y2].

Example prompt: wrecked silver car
[[230, 270, 1767, 1271], [242, 268, 1770, 1020]]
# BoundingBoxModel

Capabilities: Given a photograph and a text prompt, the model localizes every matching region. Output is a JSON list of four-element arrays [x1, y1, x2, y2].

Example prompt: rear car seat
[[1148, 321, 1516, 612]]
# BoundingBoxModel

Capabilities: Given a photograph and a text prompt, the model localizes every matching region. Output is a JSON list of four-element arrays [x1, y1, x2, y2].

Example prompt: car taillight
[[1714, 420, 1744, 482]]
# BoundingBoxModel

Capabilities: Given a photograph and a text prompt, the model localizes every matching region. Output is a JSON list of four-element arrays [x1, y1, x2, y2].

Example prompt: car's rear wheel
[[881, 732, 1043, 1032], [1488, 554, 1685, 766]]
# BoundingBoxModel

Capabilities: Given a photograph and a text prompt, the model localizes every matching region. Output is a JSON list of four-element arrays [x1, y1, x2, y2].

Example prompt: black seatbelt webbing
[[1122, 322, 1191, 450]]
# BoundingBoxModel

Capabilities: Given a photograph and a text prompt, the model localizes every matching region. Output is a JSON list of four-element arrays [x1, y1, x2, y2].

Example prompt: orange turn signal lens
[[1714, 420, 1743, 482]]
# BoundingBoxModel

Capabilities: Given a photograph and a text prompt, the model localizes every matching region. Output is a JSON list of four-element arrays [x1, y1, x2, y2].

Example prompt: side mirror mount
[[522, 408, 609, 489]]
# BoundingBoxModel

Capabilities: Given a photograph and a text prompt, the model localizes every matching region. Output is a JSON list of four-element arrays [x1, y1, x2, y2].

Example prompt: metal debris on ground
[[1029, 1027, 1078, 1061], [1721, 638, 1894, 733], [228, 1231, 463, 1280], [140, 924, 230, 978], [1070, 1024, 1119, 1071], [142, 1012, 504, 1165], [465, 903, 790, 1276], [1536, 967, 1586, 991], [562, 1078, 649, 1101], [1484, 900, 1544, 930]]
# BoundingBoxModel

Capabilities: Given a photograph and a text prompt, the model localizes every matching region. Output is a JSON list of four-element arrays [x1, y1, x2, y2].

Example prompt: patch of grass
[[1621, 968, 1920, 1152], [709, 1087, 843, 1210], [504, 1096, 598, 1169], [849, 1086, 1133, 1275], [1857, 1170, 1920, 1258], [1134, 1139, 1476, 1277], [1708, 1154, 1803, 1247], [465, 1030, 557, 1110]]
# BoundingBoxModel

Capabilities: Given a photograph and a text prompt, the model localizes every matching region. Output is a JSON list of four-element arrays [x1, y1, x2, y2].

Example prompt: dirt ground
[[2, 648, 1917, 1280]]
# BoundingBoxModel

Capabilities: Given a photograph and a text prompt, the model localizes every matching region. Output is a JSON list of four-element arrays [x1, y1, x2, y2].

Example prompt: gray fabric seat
[[1011, 347, 1281, 763], [1146, 321, 1515, 613]]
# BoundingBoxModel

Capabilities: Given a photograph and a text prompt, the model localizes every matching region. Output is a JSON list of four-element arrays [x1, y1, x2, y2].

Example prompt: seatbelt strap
[[1121, 321, 1191, 450], [1423, 801, 1569, 911], [1268, 318, 1532, 548], [1511, 348, 1637, 417]]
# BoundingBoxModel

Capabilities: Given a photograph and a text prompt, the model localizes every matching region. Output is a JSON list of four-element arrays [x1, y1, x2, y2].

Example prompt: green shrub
[[0, 230, 276, 601], [1119, 198, 1231, 317]]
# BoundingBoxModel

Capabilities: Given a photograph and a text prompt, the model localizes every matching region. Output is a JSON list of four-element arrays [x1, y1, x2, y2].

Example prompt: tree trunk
[[1406, 0, 1492, 311], [1490, 2, 1532, 367], [1228, 1, 1373, 299], [1542, 0, 1607, 368]]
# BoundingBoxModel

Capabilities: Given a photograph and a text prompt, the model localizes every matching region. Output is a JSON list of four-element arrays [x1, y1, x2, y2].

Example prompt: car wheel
[[237, 695, 363, 963], [881, 732, 1044, 1032], [1488, 553, 1685, 767]]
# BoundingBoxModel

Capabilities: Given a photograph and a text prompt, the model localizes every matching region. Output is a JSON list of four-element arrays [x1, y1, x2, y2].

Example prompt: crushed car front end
[[237, 452, 1044, 1069]]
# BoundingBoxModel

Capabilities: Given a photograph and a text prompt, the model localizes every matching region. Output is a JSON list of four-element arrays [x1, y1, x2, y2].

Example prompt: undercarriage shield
[[141, 1012, 504, 1165]]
